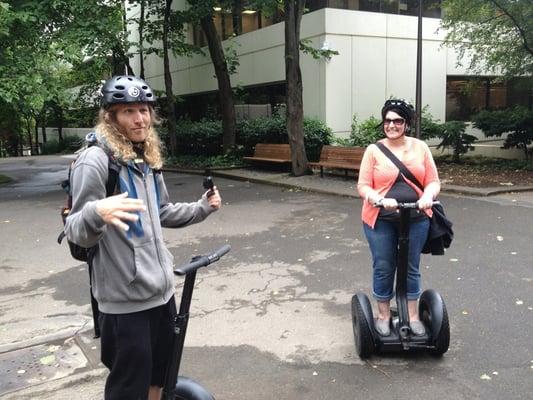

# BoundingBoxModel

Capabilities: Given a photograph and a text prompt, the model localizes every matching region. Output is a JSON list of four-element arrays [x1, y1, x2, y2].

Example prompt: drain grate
[[0, 339, 88, 395]]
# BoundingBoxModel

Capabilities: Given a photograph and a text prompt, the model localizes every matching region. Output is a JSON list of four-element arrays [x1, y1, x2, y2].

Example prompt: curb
[[163, 167, 533, 198]]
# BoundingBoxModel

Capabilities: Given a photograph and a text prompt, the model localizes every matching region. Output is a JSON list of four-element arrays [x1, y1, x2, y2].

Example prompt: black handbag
[[376, 143, 453, 255]]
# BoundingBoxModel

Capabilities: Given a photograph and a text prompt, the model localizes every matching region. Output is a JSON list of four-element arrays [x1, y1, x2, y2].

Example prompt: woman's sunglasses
[[383, 118, 405, 126]]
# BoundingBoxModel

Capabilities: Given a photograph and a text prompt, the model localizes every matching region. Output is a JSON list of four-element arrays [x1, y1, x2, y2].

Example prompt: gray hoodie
[[65, 145, 215, 314]]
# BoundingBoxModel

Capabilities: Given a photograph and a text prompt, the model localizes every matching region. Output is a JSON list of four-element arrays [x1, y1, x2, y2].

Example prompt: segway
[[351, 201, 450, 358], [161, 243, 231, 400]]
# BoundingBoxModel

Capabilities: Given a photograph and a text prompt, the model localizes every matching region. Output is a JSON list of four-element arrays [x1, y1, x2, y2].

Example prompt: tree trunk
[[232, 0, 243, 36], [57, 106, 64, 142], [201, 14, 236, 153], [41, 112, 47, 144], [163, 0, 178, 156], [284, 0, 309, 176]]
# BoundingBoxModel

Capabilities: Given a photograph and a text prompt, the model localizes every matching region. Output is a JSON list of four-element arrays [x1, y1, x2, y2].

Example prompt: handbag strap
[[375, 142, 424, 191]]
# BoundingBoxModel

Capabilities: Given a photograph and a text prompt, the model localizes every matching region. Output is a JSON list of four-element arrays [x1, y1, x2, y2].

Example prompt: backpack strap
[[375, 142, 424, 191], [153, 169, 161, 207]]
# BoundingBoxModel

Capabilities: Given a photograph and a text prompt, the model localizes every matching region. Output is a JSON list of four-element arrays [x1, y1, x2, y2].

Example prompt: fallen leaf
[[40, 355, 56, 365]]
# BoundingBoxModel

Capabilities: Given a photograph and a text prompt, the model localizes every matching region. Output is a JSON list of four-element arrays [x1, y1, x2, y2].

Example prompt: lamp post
[[415, 0, 423, 138]]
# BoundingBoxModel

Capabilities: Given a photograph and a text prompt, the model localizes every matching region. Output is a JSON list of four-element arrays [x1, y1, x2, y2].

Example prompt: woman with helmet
[[357, 99, 440, 337], [65, 75, 221, 400]]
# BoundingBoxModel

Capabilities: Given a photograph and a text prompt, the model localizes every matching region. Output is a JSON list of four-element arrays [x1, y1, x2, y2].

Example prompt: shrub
[[174, 119, 223, 156], [350, 115, 382, 147], [173, 116, 333, 162], [436, 121, 477, 162], [41, 135, 84, 155], [471, 106, 533, 164]]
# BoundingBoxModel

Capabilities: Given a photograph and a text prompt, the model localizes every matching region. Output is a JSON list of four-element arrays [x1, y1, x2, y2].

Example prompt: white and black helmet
[[100, 75, 156, 108]]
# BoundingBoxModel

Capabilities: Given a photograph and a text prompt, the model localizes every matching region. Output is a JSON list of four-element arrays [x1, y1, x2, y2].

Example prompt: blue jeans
[[363, 218, 429, 301]]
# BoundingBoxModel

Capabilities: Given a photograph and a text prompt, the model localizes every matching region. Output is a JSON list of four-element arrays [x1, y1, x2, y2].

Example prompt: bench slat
[[309, 145, 365, 178], [244, 143, 292, 163]]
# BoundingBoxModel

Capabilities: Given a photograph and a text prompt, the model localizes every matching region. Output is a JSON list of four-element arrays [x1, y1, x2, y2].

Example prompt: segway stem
[[396, 207, 411, 338], [162, 270, 196, 399]]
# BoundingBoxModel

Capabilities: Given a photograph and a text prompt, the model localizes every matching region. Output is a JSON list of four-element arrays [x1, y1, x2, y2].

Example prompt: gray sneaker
[[410, 320, 426, 336], [375, 319, 391, 336]]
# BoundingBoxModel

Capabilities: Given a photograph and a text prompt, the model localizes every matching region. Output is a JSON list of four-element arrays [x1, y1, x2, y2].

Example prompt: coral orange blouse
[[357, 138, 440, 228]]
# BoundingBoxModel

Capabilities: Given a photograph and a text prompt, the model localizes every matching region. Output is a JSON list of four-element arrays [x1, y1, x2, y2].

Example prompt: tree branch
[[489, 0, 533, 57]]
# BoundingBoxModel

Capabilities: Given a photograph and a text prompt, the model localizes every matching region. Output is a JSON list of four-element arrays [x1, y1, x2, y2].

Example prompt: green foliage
[[350, 115, 382, 147], [173, 115, 333, 162], [166, 152, 243, 169], [436, 121, 476, 162], [302, 118, 333, 161], [441, 0, 533, 77], [349, 108, 445, 147], [41, 135, 84, 155], [471, 106, 533, 162], [299, 39, 339, 61], [175, 119, 224, 157]]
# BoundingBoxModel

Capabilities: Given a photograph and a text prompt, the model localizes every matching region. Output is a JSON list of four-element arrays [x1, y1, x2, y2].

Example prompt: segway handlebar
[[173, 244, 231, 276], [374, 200, 441, 209]]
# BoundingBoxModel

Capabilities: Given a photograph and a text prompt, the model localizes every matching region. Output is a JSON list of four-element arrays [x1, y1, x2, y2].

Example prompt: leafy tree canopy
[[441, 0, 533, 78]]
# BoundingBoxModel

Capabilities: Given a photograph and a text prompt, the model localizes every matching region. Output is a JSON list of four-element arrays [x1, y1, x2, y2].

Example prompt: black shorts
[[99, 297, 177, 400]]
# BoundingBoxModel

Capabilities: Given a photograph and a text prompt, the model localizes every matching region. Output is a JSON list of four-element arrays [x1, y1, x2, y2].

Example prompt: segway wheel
[[419, 290, 450, 356], [351, 294, 375, 359]]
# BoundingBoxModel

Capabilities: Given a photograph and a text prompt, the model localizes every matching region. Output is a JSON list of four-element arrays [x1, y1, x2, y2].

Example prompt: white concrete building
[[128, 2, 529, 144]]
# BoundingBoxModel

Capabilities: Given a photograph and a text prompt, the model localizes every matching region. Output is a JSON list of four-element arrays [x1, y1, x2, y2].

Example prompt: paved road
[[0, 155, 531, 399]]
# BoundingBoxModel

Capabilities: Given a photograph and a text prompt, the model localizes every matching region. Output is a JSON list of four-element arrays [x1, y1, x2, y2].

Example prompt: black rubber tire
[[351, 295, 375, 359], [419, 294, 450, 356]]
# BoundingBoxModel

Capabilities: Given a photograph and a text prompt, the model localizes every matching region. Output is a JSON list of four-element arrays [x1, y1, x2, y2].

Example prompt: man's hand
[[207, 186, 222, 210], [96, 192, 146, 231]]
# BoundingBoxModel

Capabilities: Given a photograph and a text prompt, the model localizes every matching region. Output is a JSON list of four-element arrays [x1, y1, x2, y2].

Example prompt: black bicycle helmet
[[100, 75, 156, 108], [381, 98, 415, 126]]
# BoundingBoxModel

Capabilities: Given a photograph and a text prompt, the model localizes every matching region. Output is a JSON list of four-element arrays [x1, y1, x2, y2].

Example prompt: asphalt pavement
[[0, 156, 532, 399]]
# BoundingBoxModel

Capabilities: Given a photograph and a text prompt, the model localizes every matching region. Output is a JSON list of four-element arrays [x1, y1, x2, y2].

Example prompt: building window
[[176, 82, 286, 121], [307, 0, 442, 18], [191, 4, 283, 47], [446, 77, 533, 121]]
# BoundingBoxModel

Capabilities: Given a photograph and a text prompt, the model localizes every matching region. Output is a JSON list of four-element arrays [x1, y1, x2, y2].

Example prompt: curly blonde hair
[[95, 106, 164, 170]]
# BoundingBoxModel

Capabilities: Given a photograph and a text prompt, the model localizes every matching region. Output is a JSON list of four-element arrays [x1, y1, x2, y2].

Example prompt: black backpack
[[57, 137, 121, 338]]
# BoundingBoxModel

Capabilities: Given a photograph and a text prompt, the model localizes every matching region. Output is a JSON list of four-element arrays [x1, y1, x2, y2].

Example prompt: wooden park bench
[[243, 143, 292, 165], [308, 145, 365, 178]]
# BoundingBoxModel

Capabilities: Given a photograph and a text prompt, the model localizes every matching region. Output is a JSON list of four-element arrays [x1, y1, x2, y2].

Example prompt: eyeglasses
[[384, 118, 405, 126]]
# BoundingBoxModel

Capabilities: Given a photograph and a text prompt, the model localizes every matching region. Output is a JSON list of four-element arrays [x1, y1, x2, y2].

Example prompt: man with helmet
[[357, 98, 441, 337], [64, 75, 221, 400]]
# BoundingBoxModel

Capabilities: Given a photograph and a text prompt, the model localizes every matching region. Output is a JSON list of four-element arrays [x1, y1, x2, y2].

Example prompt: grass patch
[[0, 174, 13, 184]]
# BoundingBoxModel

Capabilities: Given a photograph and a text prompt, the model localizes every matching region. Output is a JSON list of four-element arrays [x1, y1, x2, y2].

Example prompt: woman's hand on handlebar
[[374, 198, 398, 210], [417, 194, 434, 210]]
